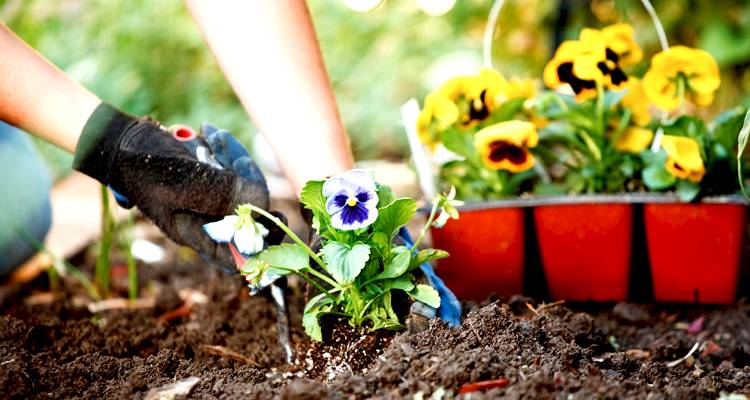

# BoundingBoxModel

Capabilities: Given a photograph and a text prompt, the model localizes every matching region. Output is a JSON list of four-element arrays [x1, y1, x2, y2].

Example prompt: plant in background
[[417, 68, 539, 200], [531, 22, 650, 195], [204, 169, 455, 341], [639, 46, 750, 201]]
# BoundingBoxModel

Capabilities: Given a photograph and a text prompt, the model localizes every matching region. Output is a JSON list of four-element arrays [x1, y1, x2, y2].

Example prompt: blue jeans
[[0, 121, 52, 276]]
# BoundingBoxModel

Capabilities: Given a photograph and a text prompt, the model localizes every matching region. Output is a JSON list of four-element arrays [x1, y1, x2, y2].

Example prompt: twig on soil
[[200, 345, 260, 367], [458, 378, 509, 394], [667, 342, 701, 368], [157, 289, 208, 322], [87, 297, 155, 313], [525, 300, 566, 316]]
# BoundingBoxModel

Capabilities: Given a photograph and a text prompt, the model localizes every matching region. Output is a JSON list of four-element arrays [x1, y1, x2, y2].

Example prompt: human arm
[[0, 22, 100, 152], [185, 0, 355, 195], [0, 22, 275, 267]]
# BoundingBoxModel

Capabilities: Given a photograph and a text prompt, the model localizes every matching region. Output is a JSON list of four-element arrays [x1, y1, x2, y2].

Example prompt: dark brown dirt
[[2, 256, 750, 399]]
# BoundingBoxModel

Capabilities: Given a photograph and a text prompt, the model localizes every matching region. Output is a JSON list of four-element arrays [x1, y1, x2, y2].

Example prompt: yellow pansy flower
[[614, 127, 653, 153], [436, 68, 507, 129], [544, 39, 605, 101], [621, 78, 651, 126], [417, 93, 459, 148], [660, 135, 706, 183], [474, 120, 538, 172], [643, 46, 721, 111], [601, 23, 643, 67], [579, 28, 628, 91]]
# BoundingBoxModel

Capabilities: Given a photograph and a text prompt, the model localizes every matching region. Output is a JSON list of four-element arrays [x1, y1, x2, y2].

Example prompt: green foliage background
[[2, 0, 750, 180]]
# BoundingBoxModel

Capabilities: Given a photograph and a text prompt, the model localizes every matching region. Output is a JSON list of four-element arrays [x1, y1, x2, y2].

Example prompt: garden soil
[[1, 257, 749, 399]]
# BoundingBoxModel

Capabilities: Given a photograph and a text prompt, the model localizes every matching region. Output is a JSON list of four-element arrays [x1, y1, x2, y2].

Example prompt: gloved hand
[[72, 103, 275, 268]]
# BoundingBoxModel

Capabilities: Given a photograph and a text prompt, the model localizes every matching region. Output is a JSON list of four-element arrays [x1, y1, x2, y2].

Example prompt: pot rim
[[421, 193, 749, 212]]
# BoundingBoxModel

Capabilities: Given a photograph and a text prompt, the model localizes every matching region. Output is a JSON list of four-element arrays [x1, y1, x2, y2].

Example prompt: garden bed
[[2, 254, 750, 399]]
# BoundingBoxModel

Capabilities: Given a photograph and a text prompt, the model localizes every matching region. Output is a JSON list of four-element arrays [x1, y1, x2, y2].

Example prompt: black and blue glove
[[73, 103, 278, 268]]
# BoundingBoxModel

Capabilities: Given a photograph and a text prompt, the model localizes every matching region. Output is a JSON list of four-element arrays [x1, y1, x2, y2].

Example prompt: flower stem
[[413, 198, 441, 250], [244, 204, 338, 288], [272, 266, 336, 300]]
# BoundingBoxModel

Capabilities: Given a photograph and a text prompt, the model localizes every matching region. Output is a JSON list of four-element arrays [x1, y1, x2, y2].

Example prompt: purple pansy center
[[333, 191, 372, 225]]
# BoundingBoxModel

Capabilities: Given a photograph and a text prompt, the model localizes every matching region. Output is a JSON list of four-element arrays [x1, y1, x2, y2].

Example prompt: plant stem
[[413, 198, 441, 250], [95, 185, 113, 297], [271, 266, 336, 300], [46, 265, 60, 292], [244, 204, 338, 288], [125, 212, 138, 300]]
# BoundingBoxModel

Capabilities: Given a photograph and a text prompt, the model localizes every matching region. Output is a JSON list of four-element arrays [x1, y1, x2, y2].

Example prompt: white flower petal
[[341, 169, 377, 192], [322, 169, 376, 197], [233, 226, 263, 256], [433, 210, 450, 228], [202, 216, 240, 243], [329, 211, 349, 231]]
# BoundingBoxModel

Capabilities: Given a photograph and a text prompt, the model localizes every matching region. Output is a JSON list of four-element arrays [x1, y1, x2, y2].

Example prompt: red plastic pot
[[430, 207, 525, 301], [645, 203, 747, 304], [534, 203, 633, 301]]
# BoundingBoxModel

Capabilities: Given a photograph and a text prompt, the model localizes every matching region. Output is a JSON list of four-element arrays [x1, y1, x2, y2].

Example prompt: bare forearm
[[186, 0, 354, 194], [0, 23, 100, 153]]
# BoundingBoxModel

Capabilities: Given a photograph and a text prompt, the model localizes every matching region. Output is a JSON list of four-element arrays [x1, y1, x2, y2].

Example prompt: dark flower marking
[[340, 202, 370, 225], [465, 89, 490, 124], [488, 141, 528, 165], [556, 62, 596, 94], [597, 48, 628, 86]]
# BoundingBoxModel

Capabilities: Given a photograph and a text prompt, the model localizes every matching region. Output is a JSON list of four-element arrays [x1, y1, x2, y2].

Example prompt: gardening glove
[[72, 103, 280, 269], [398, 227, 462, 329]]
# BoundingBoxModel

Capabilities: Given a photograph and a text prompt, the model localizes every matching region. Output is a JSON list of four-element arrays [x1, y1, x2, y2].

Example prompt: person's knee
[[0, 121, 53, 276]]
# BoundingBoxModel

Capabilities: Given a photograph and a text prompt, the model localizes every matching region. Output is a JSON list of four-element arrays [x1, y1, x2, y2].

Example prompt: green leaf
[[376, 183, 396, 208], [257, 244, 309, 275], [303, 312, 323, 341], [737, 108, 750, 200], [302, 292, 333, 341], [487, 97, 525, 123], [676, 180, 701, 202], [442, 127, 478, 162], [375, 246, 410, 280], [372, 198, 416, 238], [381, 276, 415, 292], [409, 284, 441, 308], [300, 180, 327, 215], [322, 242, 371, 284], [643, 161, 676, 191], [409, 248, 449, 270], [304, 292, 332, 313], [712, 107, 746, 153], [371, 231, 391, 250]]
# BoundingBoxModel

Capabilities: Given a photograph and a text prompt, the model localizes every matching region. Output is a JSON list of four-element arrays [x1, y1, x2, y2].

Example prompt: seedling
[[204, 169, 457, 341]]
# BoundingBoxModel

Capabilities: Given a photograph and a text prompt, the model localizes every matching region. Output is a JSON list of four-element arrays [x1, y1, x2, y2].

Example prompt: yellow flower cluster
[[417, 22, 723, 190], [417, 68, 536, 149], [544, 23, 641, 101]]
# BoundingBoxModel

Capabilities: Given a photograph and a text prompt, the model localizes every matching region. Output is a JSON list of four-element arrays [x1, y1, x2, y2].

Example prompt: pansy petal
[[325, 190, 351, 215], [202, 216, 240, 243], [323, 169, 376, 198], [234, 226, 263, 256]]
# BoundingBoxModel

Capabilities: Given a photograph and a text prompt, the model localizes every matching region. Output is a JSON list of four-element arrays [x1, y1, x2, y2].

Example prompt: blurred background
[[3, 0, 750, 182]]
